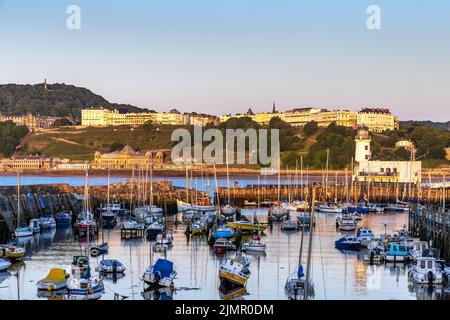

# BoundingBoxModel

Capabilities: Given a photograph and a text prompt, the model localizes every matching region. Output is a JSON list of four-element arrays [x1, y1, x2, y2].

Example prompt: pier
[[409, 204, 450, 261]]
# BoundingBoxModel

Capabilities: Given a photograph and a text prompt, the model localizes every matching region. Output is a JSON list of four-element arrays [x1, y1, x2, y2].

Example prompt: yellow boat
[[37, 268, 69, 291], [218, 257, 249, 287], [0, 245, 26, 260], [226, 220, 267, 232]]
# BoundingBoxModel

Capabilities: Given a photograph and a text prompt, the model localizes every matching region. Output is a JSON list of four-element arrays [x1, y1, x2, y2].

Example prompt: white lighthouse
[[354, 127, 371, 163], [353, 127, 421, 184]]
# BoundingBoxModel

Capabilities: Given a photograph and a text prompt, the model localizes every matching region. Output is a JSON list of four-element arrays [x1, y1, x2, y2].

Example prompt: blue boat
[[99, 259, 126, 273], [347, 206, 369, 214], [55, 211, 72, 227], [356, 227, 374, 243], [143, 259, 177, 288], [385, 243, 411, 262], [213, 227, 235, 239], [297, 213, 311, 226], [335, 236, 361, 251]]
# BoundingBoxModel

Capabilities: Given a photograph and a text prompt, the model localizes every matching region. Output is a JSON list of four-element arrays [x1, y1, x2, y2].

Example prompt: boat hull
[[219, 270, 247, 287]]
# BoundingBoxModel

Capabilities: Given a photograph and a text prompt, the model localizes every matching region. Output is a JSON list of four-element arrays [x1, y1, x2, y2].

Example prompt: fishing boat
[[146, 222, 166, 239], [235, 253, 251, 273], [241, 236, 266, 254], [219, 256, 249, 287], [409, 257, 443, 284], [0, 258, 11, 272], [335, 236, 361, 251], [143, 258, 177, 288], [90, 243, 108, 257], [55, 211, 72, 227], [36, 268, 69, 291], [29, 219, 41, 233], [385, 243, 412, 262], [99, 259, 126, 274], [212, 226, 235, 239], [281, 220, 299, 231], [0, 245, 25, 260], [39, 216, 57, 230], [316, 204, 343, 214], [67, 277, 104, 300], [356, 227, 375, 246], [226, 220, 267, 233], [338, 216, 357, 232], [213, 238, 236, 253]]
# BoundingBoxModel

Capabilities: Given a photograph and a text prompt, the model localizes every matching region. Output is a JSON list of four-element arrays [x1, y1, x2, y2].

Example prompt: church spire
[[44, 78, 48, 91], [272, 101, 277, 114]]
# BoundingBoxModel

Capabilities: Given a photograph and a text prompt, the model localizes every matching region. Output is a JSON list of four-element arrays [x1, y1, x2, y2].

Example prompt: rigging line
[[316, 214, 327, 300]]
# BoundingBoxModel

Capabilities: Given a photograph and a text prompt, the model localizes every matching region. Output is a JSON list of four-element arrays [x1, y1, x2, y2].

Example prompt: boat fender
[[88, 287, 94, 294]]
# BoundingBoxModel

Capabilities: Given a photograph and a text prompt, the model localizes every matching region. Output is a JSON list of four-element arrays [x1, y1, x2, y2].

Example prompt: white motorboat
[[409, 257, 443, 284], [281, 220, 299, 231], [0, 258, 11, 272], [317, 204, 343, 214], [241, 236, 266, 254], [356, 227, 375, 247], [67, 276, 104, 300], [122, 220, 145, 230], [338, 216, 357, 232], [29, 219, 41, 233], [15, 227, 33, 238]]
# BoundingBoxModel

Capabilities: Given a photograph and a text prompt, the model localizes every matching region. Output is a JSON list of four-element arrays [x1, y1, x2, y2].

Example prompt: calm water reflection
[[0, 211, 448, 300]]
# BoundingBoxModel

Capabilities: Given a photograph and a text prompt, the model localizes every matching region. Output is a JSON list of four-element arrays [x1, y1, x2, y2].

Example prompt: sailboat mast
[[325, 148, 329, 202], [226, 142, 231, 205], [304, 185, 317, 300], [16, 172, 20, 229]]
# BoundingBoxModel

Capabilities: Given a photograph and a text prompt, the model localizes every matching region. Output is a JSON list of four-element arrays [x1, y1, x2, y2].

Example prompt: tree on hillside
[[303, 121, 318, 137]]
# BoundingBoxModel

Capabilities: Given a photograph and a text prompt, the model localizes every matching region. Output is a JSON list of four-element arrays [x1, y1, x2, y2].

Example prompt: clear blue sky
[[0, 0, 449, 121]]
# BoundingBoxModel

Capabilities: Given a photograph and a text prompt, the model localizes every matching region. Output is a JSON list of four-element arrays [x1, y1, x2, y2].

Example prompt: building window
[[365, 155, 369, 160], [365, 145, 368, 150], [380, 168, 384, 173]]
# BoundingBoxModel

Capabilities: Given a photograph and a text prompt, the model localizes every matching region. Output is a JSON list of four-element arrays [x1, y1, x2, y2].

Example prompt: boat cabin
[[414, 257, 437, 274], [387, 243, 409, 256]]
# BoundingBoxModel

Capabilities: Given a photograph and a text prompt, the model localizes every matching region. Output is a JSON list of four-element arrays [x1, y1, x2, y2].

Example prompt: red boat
[[213, 238, 236, 253]]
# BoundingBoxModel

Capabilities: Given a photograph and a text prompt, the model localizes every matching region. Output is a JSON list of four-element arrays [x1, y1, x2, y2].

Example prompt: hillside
[[12, 117, 450, 168], [0, 83, 151, 120], [400, 120, 449, 131]]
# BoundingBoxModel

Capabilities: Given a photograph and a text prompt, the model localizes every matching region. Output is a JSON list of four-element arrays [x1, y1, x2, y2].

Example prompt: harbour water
[[1, 209, 448, 300]]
